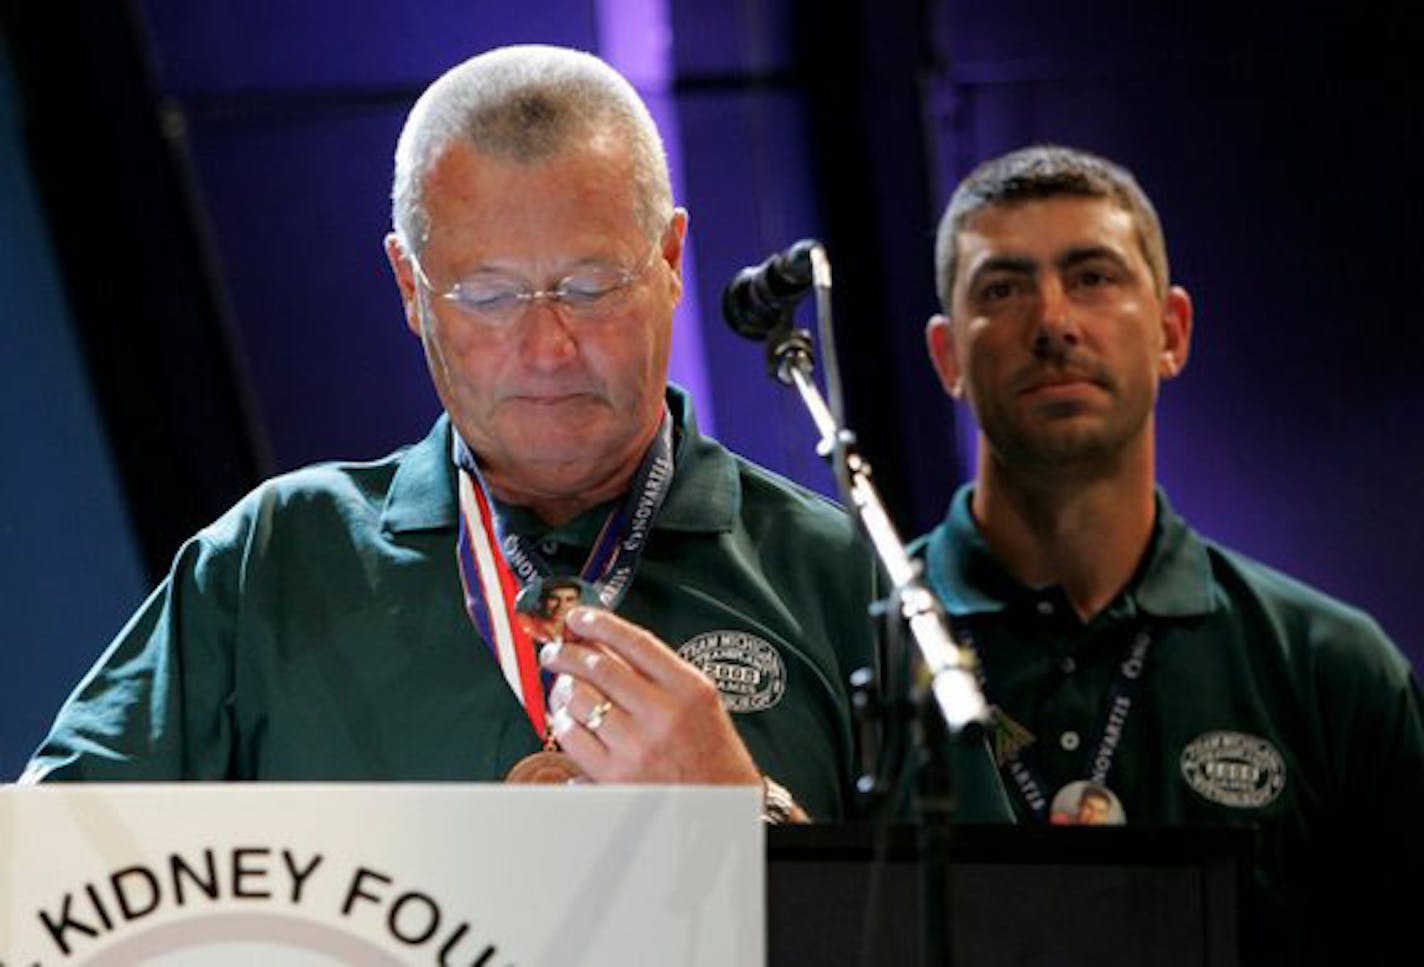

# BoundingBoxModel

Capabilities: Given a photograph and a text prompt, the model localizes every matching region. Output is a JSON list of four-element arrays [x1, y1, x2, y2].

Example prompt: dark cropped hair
[[541, 577, 583, 601], [1079, 783, 1113, 807], [935, 145, 1169, 310]]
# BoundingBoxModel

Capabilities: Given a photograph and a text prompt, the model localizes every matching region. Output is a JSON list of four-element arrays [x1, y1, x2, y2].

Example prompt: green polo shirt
[[25, 389, 878, 819], [915, 484, 1424, 964]]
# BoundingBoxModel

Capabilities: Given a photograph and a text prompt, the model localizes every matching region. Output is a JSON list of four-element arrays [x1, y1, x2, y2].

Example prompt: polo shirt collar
[[381, 414, 458, 534], [920, 485, 1015, 617], [655, 384, 739, 534], [380, 385, 738, 538], [922, 484, 1215, 620], [1133, 491, 1215, 618]]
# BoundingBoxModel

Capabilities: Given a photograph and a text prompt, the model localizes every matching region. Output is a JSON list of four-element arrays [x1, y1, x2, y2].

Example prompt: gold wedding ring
[[585, 699, 614, 732]]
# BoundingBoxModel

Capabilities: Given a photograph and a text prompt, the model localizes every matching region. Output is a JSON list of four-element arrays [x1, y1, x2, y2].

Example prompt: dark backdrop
[[3, 0, 1420, 777]]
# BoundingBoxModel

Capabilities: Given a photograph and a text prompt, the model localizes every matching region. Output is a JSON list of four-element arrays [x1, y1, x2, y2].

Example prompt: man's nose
[[519, 298, 579, 369], [1032, 278, 1080, 358]]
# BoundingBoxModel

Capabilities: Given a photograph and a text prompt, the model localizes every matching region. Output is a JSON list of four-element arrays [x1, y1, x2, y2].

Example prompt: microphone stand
[[746, 243, 990, 967], [757, 244, 989, 740]]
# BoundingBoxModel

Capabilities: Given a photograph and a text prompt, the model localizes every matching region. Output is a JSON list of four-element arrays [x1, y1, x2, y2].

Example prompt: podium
[[767, 823, 1251, 967], [0, 784, 763, 966], [3, 787, 1250, 966]]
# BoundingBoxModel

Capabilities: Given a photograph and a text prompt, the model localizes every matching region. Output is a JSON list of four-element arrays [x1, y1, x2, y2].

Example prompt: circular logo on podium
[[79, 912, 405, 966]]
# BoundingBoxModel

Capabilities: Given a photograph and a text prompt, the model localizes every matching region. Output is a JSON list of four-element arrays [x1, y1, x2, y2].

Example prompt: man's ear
[[662, 208, 690, 305], [925, 314, 964, 398], [1158, 285, 1194, 379], [384, 232, 422, 337]]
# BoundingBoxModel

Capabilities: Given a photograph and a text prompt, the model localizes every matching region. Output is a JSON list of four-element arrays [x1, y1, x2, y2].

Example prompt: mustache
[[1010, 358, 1111, 395]]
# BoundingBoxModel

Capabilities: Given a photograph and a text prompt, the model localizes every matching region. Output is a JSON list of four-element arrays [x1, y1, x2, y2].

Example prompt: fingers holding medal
[[541, 621, 659, 719], [502, 577, 609, 784], [547, 673, 625, 750], [517, 579, 763, 787], [542, 639, 647, 775], [541, 606, 763, 787]]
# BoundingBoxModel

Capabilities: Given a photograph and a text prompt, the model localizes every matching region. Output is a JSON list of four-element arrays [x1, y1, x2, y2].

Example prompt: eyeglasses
[[409, 238, 662, 328]]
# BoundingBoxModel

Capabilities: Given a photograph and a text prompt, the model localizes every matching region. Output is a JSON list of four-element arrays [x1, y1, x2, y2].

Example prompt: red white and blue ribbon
[[456, 470, 550, 737], [452, 410, 674, 738]]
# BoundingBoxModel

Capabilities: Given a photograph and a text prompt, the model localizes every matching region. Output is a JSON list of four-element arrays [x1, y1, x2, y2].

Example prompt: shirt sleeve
[[19, 532, 239, 782], [1315, 615, 1424, 960]]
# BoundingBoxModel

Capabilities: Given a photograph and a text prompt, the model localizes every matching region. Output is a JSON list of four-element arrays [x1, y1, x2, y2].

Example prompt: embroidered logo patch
[[678, 631, 786, 713], [1180, 730, 1287, 808]]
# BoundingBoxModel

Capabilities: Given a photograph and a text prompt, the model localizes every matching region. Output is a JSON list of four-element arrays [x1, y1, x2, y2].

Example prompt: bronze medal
[[506, 578, 602, 787], [504, 749, 586, 784]]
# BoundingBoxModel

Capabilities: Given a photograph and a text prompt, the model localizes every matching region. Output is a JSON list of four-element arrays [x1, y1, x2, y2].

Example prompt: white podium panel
[[0, 784, 763, 966]]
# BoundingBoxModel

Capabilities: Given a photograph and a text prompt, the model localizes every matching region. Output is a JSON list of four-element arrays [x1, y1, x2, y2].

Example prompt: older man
[[917, 144, 1424, 962], [23, 46, 875, 822]]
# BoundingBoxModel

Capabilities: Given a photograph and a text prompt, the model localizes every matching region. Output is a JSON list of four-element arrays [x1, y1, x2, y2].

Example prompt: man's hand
[[539, 607, 763, 786]]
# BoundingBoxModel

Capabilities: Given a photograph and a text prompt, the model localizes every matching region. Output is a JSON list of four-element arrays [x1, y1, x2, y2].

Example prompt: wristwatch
[[761, 775, 800, 824]]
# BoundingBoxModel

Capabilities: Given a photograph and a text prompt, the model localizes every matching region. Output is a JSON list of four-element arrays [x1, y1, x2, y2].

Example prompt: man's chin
[[493, 413, 624, 469], [496, 397, 611, 435], [991, 415, 1125, 466]]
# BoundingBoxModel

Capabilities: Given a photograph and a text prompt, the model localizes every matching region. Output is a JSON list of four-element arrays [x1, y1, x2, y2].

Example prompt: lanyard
[[452, 410, 674, 737], [960, 620, 1155, 822]]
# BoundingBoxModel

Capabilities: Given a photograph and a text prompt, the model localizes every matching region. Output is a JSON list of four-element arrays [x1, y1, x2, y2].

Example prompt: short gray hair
[[935, 145, 1169, 310], [391, 45, 673, 252]]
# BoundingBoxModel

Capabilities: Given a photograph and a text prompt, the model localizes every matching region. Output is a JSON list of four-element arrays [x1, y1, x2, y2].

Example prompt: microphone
[[721, 239, 819, 339]]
